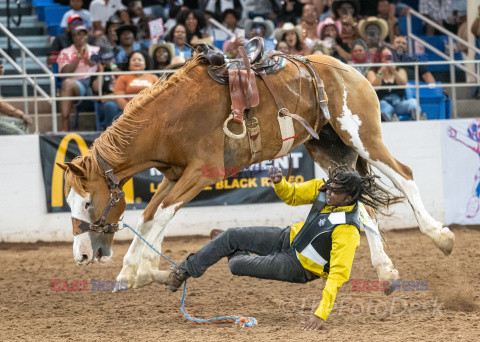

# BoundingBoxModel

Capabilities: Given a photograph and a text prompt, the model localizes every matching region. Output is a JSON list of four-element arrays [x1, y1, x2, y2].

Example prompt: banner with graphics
[[442, 119, 480, 225], [39, 132, 315, 213]]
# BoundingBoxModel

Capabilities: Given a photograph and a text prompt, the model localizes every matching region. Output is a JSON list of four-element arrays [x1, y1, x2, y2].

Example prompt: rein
[[72, 153, 125, 236]]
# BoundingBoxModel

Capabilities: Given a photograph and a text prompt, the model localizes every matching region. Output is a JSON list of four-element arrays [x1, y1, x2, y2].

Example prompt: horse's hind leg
[[332, 88, 454, 255], [304, 128, 400, 288]]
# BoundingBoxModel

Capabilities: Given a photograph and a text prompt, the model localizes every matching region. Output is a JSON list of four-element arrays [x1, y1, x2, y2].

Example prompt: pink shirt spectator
[[57, 44, 100, 79]]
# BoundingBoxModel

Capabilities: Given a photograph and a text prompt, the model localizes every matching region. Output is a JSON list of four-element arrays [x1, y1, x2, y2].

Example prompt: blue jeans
[[97, 101, 122, 130], [379, 93, 418, 121]]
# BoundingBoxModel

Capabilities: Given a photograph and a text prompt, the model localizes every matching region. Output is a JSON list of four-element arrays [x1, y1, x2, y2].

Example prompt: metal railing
[[406, 9, 480, 118], [0, 59, 478, 133], [0, 21, 57, 132]]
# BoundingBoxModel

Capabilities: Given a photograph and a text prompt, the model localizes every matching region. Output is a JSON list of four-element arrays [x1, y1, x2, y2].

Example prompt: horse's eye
[[85, 201, 92, 209]]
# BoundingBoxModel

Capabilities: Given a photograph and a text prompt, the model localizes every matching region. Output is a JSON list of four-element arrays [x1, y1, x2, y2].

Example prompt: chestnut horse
[[59, 54, 454, 290]]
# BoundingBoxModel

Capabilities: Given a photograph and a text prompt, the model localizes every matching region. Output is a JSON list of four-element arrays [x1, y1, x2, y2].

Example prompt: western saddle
[[196, 37, 330, 163]]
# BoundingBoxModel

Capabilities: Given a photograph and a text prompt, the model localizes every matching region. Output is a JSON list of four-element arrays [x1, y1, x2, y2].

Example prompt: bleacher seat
[[415, 35, 463, 72], [35, 2, 63, 21], [405, 81, 450, 119], [398, 16, 424, 36], [42, 6, 69, 35]]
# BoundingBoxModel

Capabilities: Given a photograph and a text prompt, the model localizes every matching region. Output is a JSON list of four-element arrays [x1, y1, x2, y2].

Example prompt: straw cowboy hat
[[358, 17, 389, 41], [274, 22, 303, 42], [317, 17, 342, 39], [244, 17, 275, 38], [148, 42, 175, 60]]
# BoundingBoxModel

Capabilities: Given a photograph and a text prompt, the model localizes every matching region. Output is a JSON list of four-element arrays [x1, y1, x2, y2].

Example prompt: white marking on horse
[[336, 82, 370, 159], [67, 189, 94, 263]]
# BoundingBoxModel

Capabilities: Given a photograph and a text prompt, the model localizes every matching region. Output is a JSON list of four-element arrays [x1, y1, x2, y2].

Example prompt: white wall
[[0, 120, 448, 242]]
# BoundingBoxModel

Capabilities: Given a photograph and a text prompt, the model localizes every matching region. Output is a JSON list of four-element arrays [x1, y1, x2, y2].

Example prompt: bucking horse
[[58, 39, 455, 291]]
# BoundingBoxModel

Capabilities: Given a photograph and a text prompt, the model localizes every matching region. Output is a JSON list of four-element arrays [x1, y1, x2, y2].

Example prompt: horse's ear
[[64, 162, 87, 178], [56, 163, 68, 172]]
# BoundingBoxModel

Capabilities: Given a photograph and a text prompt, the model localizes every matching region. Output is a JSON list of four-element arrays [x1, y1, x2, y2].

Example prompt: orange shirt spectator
[[113, 51, 158, 110]]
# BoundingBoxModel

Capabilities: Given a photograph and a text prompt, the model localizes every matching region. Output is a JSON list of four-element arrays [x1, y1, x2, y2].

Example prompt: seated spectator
[[358, 16, 388, 57], [244, 16, 274, 39], [165, 24, 192, 57], [350, 38, 371, 76], [96, 15, 121, 50], [391, 35, 436, 84], [331, 0, 359, 21], [57, 25, 100, 131], [48, 15, 95, 66], [297, 4, 320, 49], [419, 0, 454, 36], [274, 23, 311, 55], [112, 50, 158, 117], [89, 0, 128, 32], [245, 0, 279, 21], [164, 5, 182, 36], [0, 62, 32, 134], [60, 0, 92, 30], [125, 0, 154, 42], [176, 9, 212, 45], [204, 0, 243, 22], [115, 25, 148, 69], [375, 0, 399, 43], [331, 0, 360, 49], [91, 47, 121, 130], [277, 0, 303, 27], [366, 45, 418, 121], [317, 18, 350, 61], [208, 9, 243, 41], [149, 42, 174, 71], [275, 40, 289, 54]]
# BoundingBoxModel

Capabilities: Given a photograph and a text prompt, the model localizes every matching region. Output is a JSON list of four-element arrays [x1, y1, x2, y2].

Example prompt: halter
[[71, 153, 125, 235]]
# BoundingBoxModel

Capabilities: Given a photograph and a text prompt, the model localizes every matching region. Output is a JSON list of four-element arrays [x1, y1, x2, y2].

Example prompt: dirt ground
[[1, 226, 479, 342]]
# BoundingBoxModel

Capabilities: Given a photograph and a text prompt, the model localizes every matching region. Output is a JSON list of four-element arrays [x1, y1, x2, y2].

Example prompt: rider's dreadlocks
[[319, 165, 403, 211]]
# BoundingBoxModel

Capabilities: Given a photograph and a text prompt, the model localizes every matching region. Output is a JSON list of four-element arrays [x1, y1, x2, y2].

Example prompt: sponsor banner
[[39, 132, 315, 213], [442, 119, 480, 225]]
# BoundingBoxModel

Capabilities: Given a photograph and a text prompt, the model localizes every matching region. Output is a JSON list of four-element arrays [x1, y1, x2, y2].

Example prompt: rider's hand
[[302, 315, 325, 331], [268, 167, 283, 184]]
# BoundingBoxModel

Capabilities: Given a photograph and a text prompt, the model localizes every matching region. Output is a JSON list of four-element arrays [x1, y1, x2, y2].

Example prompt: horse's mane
[[90, 55, 204, 167]]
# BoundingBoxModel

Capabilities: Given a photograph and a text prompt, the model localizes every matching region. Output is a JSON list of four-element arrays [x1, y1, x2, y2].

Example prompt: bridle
[[71, 153, 125, 235]]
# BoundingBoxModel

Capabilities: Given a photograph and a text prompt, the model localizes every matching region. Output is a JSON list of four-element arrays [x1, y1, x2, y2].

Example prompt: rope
[[121, 221, 258, 328]]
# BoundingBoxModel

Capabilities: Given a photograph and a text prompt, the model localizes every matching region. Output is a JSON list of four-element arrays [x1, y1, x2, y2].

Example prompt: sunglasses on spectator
[[71, 19, 83, 25]]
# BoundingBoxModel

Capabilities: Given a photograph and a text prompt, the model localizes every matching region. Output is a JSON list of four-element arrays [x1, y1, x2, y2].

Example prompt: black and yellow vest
[[291, 192, 361, 273]]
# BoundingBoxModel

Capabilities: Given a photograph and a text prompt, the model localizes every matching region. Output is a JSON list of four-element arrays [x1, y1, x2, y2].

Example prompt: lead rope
[[121, 222, 258, 328]]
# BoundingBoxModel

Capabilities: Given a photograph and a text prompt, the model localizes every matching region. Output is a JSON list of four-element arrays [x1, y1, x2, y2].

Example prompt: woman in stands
[[175, 9, 212, 46], [366, 45, 418, 122], [100, 50, 158, 126], [317, 17, 351, 62], [275, 23, 311, 56], [165, 24, 192, 57], [149, 43, 174, 72]]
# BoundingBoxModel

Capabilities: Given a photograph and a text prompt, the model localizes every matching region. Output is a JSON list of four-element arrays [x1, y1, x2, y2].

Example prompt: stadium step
[[0, 14, 38, 26], [0, 26, 45, 35], [0, 4, 32, 16]]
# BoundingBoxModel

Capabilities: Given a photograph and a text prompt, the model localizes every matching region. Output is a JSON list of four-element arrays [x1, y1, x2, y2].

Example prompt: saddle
[[197, 38, 329, 163]]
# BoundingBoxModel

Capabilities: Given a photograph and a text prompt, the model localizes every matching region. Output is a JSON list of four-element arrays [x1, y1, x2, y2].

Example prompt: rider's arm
[[314, 224, 360, 321], [273, 178, 325, 206]]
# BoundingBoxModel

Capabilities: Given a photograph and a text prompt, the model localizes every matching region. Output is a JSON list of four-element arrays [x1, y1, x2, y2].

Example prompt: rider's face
[[326, 183, 352, 206]]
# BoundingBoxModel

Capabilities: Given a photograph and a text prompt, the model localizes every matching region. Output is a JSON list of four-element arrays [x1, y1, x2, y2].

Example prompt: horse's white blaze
[[337, 83, 370, 159], [66, 189, 91, 222], [67, 189, 93, 263]]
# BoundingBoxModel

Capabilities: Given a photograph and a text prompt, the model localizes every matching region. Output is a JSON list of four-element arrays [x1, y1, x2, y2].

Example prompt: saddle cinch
[[200, 37, 330, 163]]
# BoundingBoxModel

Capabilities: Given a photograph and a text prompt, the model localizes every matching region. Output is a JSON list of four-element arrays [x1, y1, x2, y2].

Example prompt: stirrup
[[223, 114, 246, 139]]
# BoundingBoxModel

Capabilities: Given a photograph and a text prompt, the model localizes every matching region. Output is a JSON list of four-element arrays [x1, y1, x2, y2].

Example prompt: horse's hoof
[[377, 268, 399, 296], [436, 227, 455, 256], [114, 267, 136, 292], [133, 267, 153, 288]]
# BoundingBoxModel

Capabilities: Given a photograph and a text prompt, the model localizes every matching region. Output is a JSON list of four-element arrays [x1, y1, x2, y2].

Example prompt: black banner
[[39, 132, 315, 213]]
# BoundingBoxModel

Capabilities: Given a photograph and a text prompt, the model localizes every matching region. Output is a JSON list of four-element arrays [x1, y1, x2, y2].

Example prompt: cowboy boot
[[149, 260, 191, 292]]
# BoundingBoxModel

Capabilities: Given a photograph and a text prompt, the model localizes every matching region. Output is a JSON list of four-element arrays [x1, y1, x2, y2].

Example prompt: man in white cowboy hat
[[244, 16, 275, 39], [358, 16, 389, 52]]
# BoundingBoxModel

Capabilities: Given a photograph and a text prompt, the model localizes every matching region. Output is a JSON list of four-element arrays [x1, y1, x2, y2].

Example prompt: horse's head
[[58, 155, 126, 266]]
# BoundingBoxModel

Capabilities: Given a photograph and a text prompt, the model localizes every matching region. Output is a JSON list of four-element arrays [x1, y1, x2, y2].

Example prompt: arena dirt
[[1, 227, 479, 341]]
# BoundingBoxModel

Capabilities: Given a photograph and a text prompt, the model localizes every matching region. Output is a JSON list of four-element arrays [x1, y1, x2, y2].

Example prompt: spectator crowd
[[37, 0, 477, 131]]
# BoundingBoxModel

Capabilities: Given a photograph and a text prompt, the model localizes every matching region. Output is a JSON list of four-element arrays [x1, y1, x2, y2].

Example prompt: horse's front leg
[[133, 162, 222, 289], [115, 178, 175, 290]]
